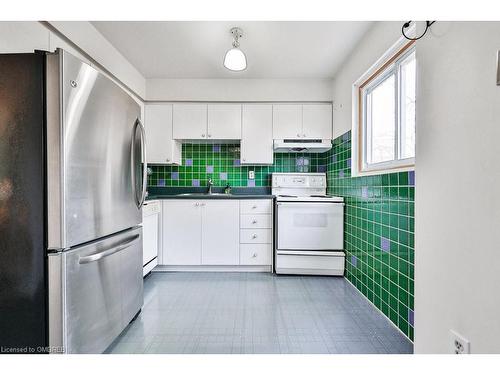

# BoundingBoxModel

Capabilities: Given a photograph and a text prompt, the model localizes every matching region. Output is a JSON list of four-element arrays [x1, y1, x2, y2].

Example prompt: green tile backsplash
[[325, 131, 415, 341], [148, 132, 414, 341], [147, 143, 326, 188]]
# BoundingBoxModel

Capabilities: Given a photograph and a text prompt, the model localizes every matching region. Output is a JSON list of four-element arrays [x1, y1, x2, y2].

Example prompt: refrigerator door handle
[[131, 118, 148, 208], [137, 118, 148, 208], [78, 234, 140, 264]]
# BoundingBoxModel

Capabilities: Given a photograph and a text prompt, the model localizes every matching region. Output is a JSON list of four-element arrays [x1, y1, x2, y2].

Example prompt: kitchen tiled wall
[[326, 131, 415, 340], [147, 143, 326, 188]]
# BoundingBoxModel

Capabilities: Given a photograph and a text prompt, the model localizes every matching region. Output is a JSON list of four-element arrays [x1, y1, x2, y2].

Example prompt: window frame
[[352, 39, 416, 177]]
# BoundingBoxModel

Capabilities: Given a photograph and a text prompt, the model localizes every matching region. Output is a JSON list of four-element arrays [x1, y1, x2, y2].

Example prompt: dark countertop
[[146, 186, 274, 200]]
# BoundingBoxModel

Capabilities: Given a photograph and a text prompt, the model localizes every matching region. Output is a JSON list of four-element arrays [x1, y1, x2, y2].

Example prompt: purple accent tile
[[381, 237, 391, 252], [351, 255, 358, 268], [347, 158, 352, 168], [296, 157, 304, 166], [206, 165, 214, 173], [171, 172, 179, 180], [317, 165, 326, 173], [185, 159, 193, 166], [409, 171, 415, 186], [158, 179, 166, 187], [332, 154, 337, 163], [219, 172, 228, 180], [192, 179, 200, 187], [339, 170, 345, 178], [233, 159, 241, 166], [212, 145, 221, 152], [408, 309, 414, 327], [361, 186, 369, 198], [342, 132, 350, 142], [247, 180, 256, 187]]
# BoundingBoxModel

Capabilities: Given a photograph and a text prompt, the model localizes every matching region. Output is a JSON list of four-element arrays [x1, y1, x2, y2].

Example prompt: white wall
[[331, 21, 402, 138], [415, 21, 500, 353], [146, 78, 333, 102]]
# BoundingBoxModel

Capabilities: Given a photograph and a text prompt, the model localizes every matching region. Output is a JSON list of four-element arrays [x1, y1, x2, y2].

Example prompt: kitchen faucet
[[207, 177, 213, 194]]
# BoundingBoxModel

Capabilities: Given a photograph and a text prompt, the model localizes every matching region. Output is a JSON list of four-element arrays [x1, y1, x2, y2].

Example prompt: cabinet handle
[[252, 234, 258, 239], [252, 220, 257, 224], [166, 158, 170, 162], [208, 134, 212, 138], [195, 203, 199, 206], [297, 133, 301, 137], [252, 253, 258, 258], [202, 134, 206, 137], [201, 203, 206, 206], [303, 134, 306, 137], [252, 205, 257, 209]]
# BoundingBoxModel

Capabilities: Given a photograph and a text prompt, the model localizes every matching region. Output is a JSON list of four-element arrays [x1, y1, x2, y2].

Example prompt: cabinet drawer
[[240, 229, 272, 244], [240, 214, 272, 229], [240, 199, 273, 214], [240, 244, 272, 265]]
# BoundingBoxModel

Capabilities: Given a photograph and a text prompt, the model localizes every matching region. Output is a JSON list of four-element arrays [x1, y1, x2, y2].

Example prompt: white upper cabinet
[[201, 200, 240, 265], [207, 104, 241, 140], [172, 103, 208, 140], [241, 104, 273, 165], [145, 104, 182, 165], [272, 103, 333, 140], [302, 104, 332, 139], [272, 104, 303, 139]]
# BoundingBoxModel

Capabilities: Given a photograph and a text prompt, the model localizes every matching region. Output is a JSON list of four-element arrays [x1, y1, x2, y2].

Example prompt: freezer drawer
[[48, 227, 143, 354], [275, 251, 345, 276], [277, 202, 344, 250]]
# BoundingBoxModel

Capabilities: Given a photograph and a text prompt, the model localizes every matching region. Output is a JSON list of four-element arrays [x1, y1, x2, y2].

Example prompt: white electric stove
[[272, 173, 345, 276]]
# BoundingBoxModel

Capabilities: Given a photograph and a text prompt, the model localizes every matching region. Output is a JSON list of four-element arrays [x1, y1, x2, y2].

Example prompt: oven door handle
[[276, 202, 344, 207]]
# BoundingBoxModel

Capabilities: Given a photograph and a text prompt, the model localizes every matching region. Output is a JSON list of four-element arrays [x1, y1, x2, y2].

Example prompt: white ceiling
[[91, 21, 373, 79]]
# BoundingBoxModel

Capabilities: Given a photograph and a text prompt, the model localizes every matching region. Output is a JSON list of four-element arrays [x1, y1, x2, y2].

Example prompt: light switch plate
[[248, 170, 255, 180]]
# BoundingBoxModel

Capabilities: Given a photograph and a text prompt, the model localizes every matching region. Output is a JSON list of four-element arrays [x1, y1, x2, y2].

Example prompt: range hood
[[273, 139, 332, 153]]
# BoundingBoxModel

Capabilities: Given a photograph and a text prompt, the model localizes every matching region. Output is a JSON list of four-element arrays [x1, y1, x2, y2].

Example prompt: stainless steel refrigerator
[[0, 49, 146, 353]]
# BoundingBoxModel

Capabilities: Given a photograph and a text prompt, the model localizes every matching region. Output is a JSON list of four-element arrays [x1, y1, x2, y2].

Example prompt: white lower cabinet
[[162, 200, 202, 265], [162, 199, 239, 266], [161, 198, 273, 269], [201, 200, 239, 265]]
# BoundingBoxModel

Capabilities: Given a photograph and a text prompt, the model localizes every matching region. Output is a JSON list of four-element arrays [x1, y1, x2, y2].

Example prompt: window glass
[[366, 73, 396, 164]]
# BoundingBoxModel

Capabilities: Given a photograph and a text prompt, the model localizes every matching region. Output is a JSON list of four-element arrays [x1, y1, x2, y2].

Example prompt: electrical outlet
[[248, 170, 255, 180], [450, 330, 470, 354]]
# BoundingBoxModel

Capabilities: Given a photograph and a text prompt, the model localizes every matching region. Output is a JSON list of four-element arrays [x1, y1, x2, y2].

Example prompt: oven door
[[277, 202, 344, 250]]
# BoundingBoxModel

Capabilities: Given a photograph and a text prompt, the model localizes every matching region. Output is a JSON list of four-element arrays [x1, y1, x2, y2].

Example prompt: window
[[354, 41, 416, 175]]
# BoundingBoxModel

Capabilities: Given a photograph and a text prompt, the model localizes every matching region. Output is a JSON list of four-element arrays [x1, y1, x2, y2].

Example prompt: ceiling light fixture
[[223, 27, 247, 71]]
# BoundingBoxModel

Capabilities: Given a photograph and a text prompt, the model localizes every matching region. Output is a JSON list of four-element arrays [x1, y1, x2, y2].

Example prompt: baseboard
[[152, 265, 272, 273], [344, 278, 413, 343]]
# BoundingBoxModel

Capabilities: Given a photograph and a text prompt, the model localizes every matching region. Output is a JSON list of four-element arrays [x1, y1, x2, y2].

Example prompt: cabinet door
[[172, 104, 208, 140], [302, 104, 332, 139], [241, 104, 273, 165], [272, 104, 302, 139], [207, 104, 242, 140], [145, 104, 182, 164], [162, 200, 202, 265], [201, 200, 239, 265]]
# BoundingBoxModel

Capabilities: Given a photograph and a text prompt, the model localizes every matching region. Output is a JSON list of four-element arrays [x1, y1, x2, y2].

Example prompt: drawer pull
[[252, 253, 258, 258], [252, 234, 258, 239], [252, 205, 257, 209], [252, 220, 257, 224]]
